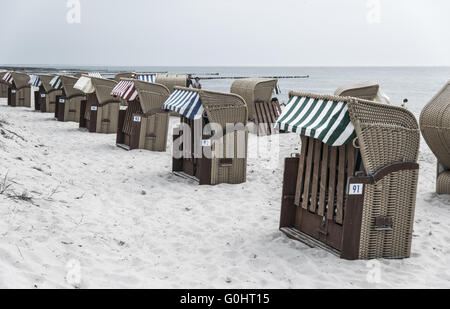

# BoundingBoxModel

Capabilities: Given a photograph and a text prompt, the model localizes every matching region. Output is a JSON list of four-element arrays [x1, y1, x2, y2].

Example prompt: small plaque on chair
[[11, 90, 16, 94], [202, 140, 211, 147], [133, 116, 142, 122], [59, 99, 65, 103], [349, 184, 364, 195], [91, 106, 98, 111], [120, 106, 128, 110], [40, 94, 46, 98]]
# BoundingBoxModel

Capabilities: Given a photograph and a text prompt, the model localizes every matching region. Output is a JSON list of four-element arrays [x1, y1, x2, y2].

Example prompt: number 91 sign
[[349, 184, 364, 195]]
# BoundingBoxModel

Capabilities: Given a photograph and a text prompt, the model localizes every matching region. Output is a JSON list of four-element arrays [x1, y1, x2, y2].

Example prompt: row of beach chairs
[[1, 69, 449, 261]]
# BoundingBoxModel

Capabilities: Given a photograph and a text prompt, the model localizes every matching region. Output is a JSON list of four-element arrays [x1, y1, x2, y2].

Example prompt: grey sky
[[0, 0, 449, 66]]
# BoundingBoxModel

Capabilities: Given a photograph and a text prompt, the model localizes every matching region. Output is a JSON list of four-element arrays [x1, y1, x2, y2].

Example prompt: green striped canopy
[[49, 76, 63, 90], [275, 95, 356, 147]]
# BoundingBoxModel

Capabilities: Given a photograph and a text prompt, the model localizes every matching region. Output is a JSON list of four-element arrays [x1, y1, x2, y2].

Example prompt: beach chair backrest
[[155, 74, 188, 93], [134, 80, 170, 114], [230, 78, 278, 119], [90, 77, 120, 105], [335, 82, 380, 101], [420, 81, 450, 169], [60, 76, 85, 98], [10, 72, 30, 89]]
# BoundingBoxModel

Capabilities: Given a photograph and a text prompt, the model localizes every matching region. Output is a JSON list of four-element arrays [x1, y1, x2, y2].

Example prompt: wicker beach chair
[[230, 78, 280, 135], [277, 91, 420, 260], [166, 87, 248, 185], [76, 75, 122, 134], [36, 74, 63, 113], [420, 81, 450, 195], [2, 72, 31, 107], [53, 75, 87, 122], [113, 78, 171, 152], [0, 71, 9, 99]]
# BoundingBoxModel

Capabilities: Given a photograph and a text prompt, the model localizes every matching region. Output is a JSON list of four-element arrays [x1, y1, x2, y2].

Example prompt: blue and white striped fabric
[[29, 75, 42, 87], [163, 89, 204, 120], [137, 74, 156, 83], [88, 72, 102, 78]]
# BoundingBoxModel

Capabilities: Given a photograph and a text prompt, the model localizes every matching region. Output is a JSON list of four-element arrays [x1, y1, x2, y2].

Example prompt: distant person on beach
[[186, 74, 193, 88], [192, 77, 202, 89]]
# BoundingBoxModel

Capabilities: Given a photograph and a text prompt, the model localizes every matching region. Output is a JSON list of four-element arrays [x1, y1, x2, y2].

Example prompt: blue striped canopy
[[163, 89, 204, 120], [29, 75, 42, 87], [137, 74, 156, 83]]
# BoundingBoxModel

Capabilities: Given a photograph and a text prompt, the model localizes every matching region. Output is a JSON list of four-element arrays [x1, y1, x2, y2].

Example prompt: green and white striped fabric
[[275, 95, 356, 147], [49, 76, 63, 90]]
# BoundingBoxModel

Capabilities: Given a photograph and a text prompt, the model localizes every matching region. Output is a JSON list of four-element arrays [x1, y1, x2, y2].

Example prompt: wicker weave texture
[[90, 77, 120, 105], [141, 113, 170, 152], [60, 76, 85, 98], [437, 170, 450, 194], [96, 103, 120, 134], [10, 72, 30, 89], [114, 72, 134, 82], [335, 82, 380, 101], [347, 98, 420, 174], [155, 74, 187, 93], [230, 78, 277, 119], [420, 81, 450, 170], [134, 80, 170, 113], [210, 131, 248, 185], [63, 96, 83, 123], [358, 169, 418, 259], [45, 90, 62, 113], [38, 74, 57, 93]]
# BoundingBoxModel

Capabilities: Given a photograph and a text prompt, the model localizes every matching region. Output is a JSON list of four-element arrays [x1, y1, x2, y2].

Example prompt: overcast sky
[[0, 0, 448, 66]]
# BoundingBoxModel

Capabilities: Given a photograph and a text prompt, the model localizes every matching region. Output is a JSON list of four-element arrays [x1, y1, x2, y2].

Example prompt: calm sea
[[21, 66, 450, 116]]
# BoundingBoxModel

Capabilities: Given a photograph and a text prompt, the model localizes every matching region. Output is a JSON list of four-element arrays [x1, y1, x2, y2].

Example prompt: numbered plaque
[[349, 184, 364, 195], [40, 94, 46, 98], [201, 140, 212, 147], [59, 98, 65, 103], [91, 106, 98, 111], [133, 116, 142, 123]]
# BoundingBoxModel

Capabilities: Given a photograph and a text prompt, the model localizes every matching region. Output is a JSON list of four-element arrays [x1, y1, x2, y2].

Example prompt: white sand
[[1, 97, 450, 289]]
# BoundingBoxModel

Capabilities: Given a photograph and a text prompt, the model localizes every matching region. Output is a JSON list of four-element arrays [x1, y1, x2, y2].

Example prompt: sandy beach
[[1, 94, 449, 289]]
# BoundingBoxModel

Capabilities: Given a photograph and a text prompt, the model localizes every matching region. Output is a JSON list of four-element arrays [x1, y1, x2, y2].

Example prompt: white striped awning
[[111, 80, 138, 101], [29, 75, 42, 87], [137, 74, 156, 83], [49, 76, 63, 90], [88, 72, 102, 78], [2, 72, 13, 85], [74, 76, 95, 94], [275, 95, 356, 147], [163, 89, 204, 120]]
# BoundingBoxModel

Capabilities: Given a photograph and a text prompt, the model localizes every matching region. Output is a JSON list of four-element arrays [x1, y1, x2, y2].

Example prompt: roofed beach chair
[[420, 81, 450, 195], [0, 71, 8, 99], [37, 74, 63, 113], [112, 78, 170, 151], [53, 75, 87, 122], [29, 75, 43, 111], [230, 78, 281, 136], [277, 91, 420, 260], [75, 75, 122, 134], [2, 72, 31, 107], [166, 87, 248, 185]]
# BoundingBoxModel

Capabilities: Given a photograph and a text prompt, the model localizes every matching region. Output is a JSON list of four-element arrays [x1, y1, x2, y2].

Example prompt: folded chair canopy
[[163, 88, 204, 120], [137, 74, 156, 83], [2, 72, 14, 85], [111, 79, 138, 101], [50, 76, 63, 90], [77, 76, 119, 105], [29, 75, 42, 87], [276, 92, 356, 147]]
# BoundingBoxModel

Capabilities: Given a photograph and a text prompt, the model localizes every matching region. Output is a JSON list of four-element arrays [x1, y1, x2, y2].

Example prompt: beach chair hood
[[420, 81, 450, 169], [164, 87, 248, 128], [277, 92, 420, 174]]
